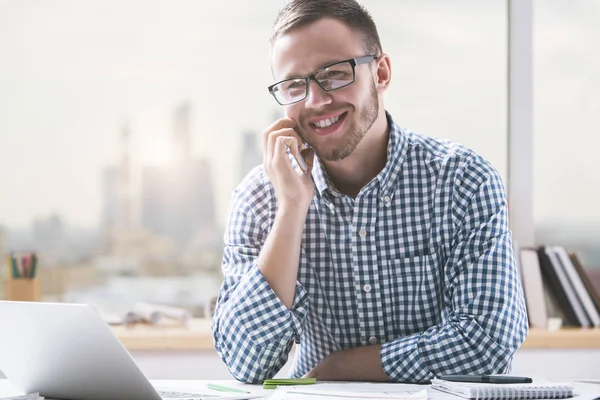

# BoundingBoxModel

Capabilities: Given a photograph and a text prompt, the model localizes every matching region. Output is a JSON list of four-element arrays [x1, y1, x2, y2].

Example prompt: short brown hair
[[270, 0, 382, 55]]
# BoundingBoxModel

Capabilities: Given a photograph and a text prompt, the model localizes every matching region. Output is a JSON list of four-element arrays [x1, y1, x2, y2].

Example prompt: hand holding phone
[[287, 141, 310, 173], [263, 118, 315, 211]]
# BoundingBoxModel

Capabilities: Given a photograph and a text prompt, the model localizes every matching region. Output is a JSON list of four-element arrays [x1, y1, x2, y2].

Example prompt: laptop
[[0, 301, 261, 400]]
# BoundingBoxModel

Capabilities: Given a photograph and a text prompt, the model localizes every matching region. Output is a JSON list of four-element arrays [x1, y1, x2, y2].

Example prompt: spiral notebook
[[430, 379, 574, 400]]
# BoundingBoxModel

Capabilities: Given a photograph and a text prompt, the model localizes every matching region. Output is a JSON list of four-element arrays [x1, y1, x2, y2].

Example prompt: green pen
[[11, 255, 19, 279], [263, 377, 317, 389], [207, 383, 251, 394]]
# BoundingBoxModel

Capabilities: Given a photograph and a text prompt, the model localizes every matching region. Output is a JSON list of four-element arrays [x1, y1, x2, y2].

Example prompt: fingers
[[263, 118, 313, 179], [262, 117, 297, 154], [261, 119, 315, 208], [266, 127, 297, 167], [286, 139, 309, 173], [272, 135, 301, 175]]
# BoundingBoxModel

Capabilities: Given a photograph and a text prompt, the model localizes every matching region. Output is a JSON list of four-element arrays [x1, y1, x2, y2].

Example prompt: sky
[[0, 0, 598, 231]]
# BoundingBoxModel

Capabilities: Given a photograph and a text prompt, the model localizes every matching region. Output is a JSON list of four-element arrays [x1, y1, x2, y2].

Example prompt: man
[[212, 0, 528, 383]]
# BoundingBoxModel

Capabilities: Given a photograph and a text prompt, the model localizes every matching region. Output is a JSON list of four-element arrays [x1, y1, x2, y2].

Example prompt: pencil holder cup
[[4, 278, 41, 302]]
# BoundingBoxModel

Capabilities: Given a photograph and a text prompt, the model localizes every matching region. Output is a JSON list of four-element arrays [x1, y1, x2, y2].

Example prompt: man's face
[[271, 18, 380, 162]]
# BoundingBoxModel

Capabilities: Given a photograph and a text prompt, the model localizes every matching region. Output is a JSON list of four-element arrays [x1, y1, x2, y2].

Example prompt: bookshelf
[[110, 319, 600, 351], [521, 328, 600, 349], [519, 247, 600, 331]]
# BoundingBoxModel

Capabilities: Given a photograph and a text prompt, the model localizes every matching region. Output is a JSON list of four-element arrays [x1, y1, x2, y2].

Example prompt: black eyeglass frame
[[267, 55, 378, 106]]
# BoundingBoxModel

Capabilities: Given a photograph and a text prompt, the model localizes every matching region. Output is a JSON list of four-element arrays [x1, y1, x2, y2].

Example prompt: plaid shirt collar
[[311, 110, 408, 200]]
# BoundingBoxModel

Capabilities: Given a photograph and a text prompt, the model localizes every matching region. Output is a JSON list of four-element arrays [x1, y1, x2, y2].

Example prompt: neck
[[321, 110, 390, 198]]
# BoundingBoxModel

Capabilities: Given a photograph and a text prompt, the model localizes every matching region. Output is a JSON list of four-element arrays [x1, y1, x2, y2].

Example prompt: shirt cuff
[[233, 265, 309, 347], [380, 332, 432, 382]]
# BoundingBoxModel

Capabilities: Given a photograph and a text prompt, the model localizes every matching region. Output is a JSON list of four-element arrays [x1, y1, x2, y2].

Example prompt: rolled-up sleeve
[[380, 160, 528, 382], [212, 171, 310, 383]]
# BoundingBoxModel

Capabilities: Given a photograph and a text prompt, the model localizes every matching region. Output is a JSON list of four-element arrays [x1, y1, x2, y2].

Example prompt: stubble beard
[[316, 82, 379, 162]]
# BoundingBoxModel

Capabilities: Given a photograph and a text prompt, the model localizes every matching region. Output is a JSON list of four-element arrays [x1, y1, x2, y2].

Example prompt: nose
[[304, 80, 332, 109]]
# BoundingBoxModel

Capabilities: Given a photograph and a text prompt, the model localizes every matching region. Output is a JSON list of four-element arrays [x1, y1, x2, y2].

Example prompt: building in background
[[239, 130, 262, 182], [173, 101, 191, 163], [87, 101, 223, 313], [101, 122, 135, 232], [101, 166, 119, 231], [32, 214, 66, 250], [0, 227, 4, 254], [141, 102, 217, 249], [237, 109, 282, 182]]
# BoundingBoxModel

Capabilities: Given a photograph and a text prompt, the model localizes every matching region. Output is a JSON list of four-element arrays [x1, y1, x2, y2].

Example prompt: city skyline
[[0, 0, 599, 232]]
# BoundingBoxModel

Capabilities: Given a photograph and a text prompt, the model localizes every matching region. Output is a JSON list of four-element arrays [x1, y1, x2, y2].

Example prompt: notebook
[[430, 378, 574, 400], [270, 383, 428, 400]]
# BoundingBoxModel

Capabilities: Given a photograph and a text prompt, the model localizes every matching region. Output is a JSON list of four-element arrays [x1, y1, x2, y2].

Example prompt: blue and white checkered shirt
[[212, 111, 528, 383]]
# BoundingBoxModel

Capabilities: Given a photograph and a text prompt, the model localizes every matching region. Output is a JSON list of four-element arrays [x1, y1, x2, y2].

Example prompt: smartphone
[[288, 142, 310, 173]]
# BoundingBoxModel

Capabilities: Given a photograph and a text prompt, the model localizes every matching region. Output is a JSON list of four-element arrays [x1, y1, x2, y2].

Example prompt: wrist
[[278, 201, 310, 220], [272, 203, 308, 236]]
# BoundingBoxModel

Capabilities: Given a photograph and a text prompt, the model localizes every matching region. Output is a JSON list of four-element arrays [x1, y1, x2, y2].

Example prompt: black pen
[[438, 375, 533, 384]]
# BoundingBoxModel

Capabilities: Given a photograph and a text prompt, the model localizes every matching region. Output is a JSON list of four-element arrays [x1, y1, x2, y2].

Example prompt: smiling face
[[271, 18, 382, 162]]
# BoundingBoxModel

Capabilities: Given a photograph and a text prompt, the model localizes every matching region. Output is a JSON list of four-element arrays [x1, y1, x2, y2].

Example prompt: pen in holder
[[4, 251, 41, 302]]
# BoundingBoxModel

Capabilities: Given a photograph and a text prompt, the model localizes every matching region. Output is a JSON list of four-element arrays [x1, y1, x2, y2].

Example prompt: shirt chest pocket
[[382, 252, 443, 336]]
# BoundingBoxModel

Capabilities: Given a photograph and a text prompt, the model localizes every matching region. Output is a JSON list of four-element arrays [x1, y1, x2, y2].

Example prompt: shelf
[[521, 328, 600, 349], [111, 319, 214, 351], [110, 320, 600, 351]]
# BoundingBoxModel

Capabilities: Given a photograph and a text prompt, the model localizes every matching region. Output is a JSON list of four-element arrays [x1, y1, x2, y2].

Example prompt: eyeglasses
[[268, 55, 378, 106]]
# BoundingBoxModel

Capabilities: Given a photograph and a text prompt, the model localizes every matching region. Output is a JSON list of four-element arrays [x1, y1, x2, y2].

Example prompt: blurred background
[[0, 0, 598, 317]]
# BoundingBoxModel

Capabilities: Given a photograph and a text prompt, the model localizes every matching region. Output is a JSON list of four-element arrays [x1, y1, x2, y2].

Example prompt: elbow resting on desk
[[213, 329, 294, 383]]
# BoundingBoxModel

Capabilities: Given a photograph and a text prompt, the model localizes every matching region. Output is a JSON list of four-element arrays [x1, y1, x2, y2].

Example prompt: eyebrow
[[282, 58, 346, 81]]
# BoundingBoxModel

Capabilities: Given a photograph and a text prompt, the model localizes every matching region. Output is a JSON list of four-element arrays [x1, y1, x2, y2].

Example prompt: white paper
[[154, 387, 264, 400], [272, 383, 428, 400], [0, 393, 43, 400]]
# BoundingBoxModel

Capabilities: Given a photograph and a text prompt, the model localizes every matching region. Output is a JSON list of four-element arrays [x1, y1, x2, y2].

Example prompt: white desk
[[0, 379, 599, 400], [0, 379, 269, 398]]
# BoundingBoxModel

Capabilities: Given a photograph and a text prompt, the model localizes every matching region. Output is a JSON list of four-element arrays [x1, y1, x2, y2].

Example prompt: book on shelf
[[536, 247, 581, 326], [547, 247, 591, 327], [541, 275, 568, 323], [554, 246, 600, 327], [519, 248, 548, 329], [569, 252, 600, 314], [520, 246, 599, 328]]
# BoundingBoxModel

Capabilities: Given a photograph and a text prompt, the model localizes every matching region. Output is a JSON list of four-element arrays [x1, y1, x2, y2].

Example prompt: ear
[[373, 53, 391, 94]]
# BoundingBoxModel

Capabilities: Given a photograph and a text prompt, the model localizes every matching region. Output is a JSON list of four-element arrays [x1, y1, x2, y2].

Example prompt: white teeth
[[315, 115, 340, 128]]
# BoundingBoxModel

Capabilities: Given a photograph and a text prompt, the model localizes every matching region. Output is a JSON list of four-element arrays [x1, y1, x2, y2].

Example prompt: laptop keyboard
[[158, 390, 220, 399]]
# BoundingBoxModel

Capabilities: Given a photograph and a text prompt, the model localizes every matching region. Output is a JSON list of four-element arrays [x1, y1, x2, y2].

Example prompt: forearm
[[213, 267, 310, 383], [382, 234, 527, 382], [306, 345, 388, 382], [380, 310, 527, 383], [258, 204, 308, 308]]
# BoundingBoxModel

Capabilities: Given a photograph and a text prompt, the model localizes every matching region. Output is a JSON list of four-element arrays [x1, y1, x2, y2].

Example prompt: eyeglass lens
[[273, 61, 355, 105]]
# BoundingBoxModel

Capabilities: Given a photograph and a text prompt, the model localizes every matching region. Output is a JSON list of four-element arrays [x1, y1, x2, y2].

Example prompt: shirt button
[[369, 336, 377, 345], [383, 195, 390, 202], [363, 284, 372, 293], [358, 228, 367, 238]]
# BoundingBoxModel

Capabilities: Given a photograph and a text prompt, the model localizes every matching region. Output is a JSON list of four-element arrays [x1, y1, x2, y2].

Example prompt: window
[[534, 0, 600, 289], [0, 1, 508, 315], [371, 0, 507, 181]]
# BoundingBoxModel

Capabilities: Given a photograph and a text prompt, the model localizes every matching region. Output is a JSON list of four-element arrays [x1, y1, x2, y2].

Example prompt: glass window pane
[[534, 0, 600, 292], [371, 0, 507, 182], [0, 1, 508, 312]]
